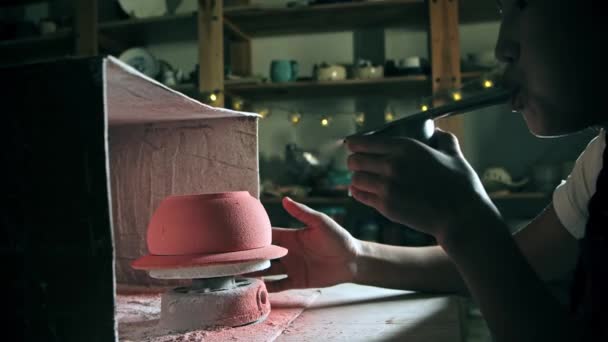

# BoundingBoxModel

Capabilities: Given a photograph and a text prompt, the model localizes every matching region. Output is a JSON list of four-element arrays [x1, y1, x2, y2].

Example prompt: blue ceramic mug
[[270, 60, 298, 83]]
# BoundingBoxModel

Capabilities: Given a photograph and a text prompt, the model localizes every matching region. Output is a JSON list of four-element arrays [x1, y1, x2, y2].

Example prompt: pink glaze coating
[[132, 192, 287, 270], [131, 245, 287, 270]]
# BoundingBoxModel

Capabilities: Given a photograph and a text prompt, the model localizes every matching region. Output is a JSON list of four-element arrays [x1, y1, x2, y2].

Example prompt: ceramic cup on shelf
[[353, 65, 384, 79], [315, 63, 347, 81], [39, 18, 57, 35], [270, 60, 298, 83], [399, 56, 429, 75]]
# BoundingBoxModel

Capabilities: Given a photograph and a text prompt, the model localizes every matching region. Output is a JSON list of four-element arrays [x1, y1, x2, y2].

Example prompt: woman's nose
[[495, 38, 520, 64], [495, 12, 521, 65]]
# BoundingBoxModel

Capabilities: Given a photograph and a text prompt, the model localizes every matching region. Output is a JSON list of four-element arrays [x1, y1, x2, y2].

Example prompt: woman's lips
[[511, 87, 524, 112]]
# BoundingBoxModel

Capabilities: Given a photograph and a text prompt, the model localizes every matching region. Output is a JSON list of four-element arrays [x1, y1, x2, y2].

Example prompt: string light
[[232, 97, 244, 110], [289, 112, 302, 125], [248, 91, 482, 125], [258, 108, 270, 119], [384, 106, 395, 122], [355, 112, 365, 127], [217, 70, 503, 123], [320, 116, 331, 127], [203, 89, 222, 104]]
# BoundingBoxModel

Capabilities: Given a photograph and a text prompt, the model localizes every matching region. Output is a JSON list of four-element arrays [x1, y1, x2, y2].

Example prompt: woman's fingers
[[282, 197, 327, 227], [271, 227, 299, 247], [347, 153, 393, 176], [345, 135, 402, 154], [350, 171, 389, 195], [430, 128, 461, 156], [349, 186, 382, 210]]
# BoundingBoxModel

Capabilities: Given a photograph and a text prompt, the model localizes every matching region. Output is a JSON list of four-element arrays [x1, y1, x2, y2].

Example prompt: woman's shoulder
[[575, 128, 605, 164]]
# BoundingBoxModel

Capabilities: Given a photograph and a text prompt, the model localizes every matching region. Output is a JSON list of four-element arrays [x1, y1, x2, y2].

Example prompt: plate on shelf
[[118, 0, 168, 18], [119, 47, 160, 78]]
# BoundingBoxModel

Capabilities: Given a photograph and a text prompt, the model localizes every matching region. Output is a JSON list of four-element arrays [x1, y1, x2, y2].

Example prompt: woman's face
[[496, 0, 598, 137]]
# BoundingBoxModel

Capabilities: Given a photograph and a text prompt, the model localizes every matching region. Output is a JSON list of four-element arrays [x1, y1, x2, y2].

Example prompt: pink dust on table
[[117, 288, 321, 341]]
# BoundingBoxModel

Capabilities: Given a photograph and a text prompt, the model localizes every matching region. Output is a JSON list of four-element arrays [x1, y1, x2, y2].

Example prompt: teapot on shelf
[[313, 62, 347, 81]]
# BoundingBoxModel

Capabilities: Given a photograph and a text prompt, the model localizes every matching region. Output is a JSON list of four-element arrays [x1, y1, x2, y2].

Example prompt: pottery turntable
[[131, 191, 287, 332]]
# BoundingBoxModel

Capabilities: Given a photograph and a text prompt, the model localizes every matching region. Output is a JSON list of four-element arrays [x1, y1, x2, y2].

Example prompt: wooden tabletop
[[277, 283, 464, 342]]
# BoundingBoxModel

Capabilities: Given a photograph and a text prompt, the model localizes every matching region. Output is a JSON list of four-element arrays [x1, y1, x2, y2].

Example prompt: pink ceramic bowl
[[132, 191, 287, 270]]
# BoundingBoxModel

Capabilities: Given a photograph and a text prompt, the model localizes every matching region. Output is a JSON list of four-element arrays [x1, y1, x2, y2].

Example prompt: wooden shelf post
[[429, 0, 463, 143], [74, 0, 98, 56], [198, 0, 225, 107]]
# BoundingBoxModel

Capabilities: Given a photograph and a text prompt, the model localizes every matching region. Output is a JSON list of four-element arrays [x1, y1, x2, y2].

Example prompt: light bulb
[[258, 108, 270, 119], [452, 92, 462, 101], [289, 112, 302, 125], [483, 80, 494, 88], [209, 93, 218, 102], [421, 105, 429, 112], [320, 116, 330, 127], [385, 111, 395, 122], [355, 112, 365, 126], [233, 97, 244, 110]]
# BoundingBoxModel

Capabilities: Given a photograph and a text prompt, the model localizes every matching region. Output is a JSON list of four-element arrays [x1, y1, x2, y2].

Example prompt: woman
[[259, 1, 602, 340]]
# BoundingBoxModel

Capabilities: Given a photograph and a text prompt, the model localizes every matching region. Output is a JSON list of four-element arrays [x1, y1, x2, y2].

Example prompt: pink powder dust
[[117, 286, 321, 341]]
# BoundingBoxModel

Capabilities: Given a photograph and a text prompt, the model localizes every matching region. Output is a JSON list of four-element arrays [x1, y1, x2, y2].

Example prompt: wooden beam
[[354, 28, 386, 132], [74, 0, 98, 56], [198, 0, 224, 107], [429, 0, 463, 143], [225, 0, 251, 80]]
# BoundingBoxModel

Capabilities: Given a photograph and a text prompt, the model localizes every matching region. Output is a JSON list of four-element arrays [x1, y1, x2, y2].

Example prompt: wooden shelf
[[224, 0, 428, 37], [173, 72, 485, 101], [0, 29, 74, 64], [99, 13, 197, 46], [97, 13, 249, 49], [92, 0, 500, 47], [221, 71, 483, 100], [223, 0, 500, 37], [226, 75, 430, 100], [0, 0, 500, 65]]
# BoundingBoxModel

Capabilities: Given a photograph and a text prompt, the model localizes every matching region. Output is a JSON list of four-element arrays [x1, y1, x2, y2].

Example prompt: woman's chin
[[521, 110, 562, 137], [522, 109, 587, 138]]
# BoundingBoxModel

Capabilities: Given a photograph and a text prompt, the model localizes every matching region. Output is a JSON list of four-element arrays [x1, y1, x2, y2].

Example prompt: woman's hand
[[345, 129, 497, 242], [258, 197, 362, 292]]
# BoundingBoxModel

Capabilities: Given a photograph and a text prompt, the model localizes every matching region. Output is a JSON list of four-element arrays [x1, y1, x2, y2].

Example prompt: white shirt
[[553, 129, 606, 239]]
